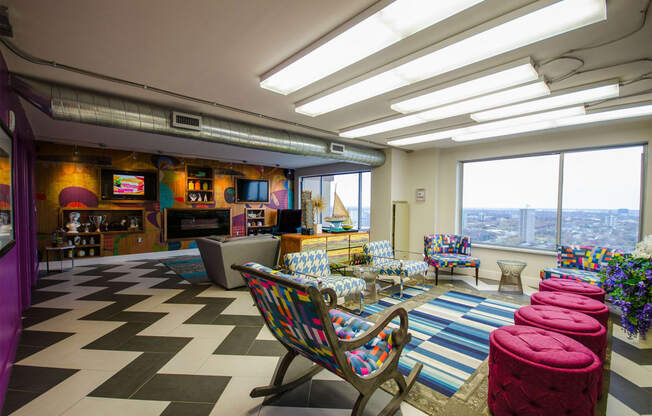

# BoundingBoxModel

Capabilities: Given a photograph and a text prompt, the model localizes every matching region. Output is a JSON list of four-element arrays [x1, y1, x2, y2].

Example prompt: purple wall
[[0, 50, 37, 410]]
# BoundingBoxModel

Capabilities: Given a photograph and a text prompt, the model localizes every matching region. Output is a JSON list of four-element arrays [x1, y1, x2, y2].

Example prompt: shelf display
[[186, 165, 214, 204]]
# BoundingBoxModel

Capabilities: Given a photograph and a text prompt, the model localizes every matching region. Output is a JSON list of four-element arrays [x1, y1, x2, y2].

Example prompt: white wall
[[371, 118, 652, 289]]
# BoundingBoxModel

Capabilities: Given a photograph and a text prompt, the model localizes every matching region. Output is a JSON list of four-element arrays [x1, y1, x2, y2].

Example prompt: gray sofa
[[196, 235, 280, 289]]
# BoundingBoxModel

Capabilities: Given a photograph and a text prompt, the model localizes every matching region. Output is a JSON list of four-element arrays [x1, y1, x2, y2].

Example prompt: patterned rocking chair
[[231, 262, 422, 416]]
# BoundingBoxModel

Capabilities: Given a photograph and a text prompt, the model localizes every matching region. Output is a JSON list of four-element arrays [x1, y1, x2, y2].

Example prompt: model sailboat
[[324, 186, 350, 231]]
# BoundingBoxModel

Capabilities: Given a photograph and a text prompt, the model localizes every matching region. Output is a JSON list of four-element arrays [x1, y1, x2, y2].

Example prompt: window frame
[[457, 143, 648, 254], [299, 170, 371, 229]]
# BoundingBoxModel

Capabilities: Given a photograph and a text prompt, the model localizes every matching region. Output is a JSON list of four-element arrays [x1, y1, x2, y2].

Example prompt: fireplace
[[164, 208, 231, 240]]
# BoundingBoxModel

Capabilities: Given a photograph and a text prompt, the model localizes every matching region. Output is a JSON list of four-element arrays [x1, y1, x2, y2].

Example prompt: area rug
[[161, 256, 210, 284], [364, 289, 520, 397]]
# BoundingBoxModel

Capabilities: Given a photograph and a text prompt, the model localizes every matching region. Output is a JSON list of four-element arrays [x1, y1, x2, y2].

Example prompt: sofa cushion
[[540, 267, 601, 286], [284, 249, 330, 277], [426, 253, 480, 268], [377, 259, 429, 277]]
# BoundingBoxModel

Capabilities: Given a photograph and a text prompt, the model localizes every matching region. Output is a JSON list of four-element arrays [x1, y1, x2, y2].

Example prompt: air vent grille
[[330, 143, 345, 154], [171, 111, 202, 131]]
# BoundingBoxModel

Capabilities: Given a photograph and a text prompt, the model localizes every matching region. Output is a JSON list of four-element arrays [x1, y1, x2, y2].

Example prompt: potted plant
[[600, 235, 652, 344], [312, 196, 324, 234]]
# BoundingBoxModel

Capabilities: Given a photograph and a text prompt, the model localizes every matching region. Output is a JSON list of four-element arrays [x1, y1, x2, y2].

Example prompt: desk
[[45, 246, 75, 273]]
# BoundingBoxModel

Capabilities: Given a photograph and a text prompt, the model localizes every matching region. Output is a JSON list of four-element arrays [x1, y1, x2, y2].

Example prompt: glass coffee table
[[337, 264, 381, 303], [497, 260, 526, 294]]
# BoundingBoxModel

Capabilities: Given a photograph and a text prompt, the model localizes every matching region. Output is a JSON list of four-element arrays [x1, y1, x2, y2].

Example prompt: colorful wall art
[[35, 142, 293, 257]]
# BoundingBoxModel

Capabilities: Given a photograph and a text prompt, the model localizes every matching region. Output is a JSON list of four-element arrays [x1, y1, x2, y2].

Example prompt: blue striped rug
[[363, 289, 520, 397], [161, 256, 210, 284]]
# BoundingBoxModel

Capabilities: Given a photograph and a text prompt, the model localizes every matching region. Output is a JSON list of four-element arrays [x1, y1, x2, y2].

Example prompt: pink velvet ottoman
[[530, 291, 609, 329], [514, 305, 607, 397], [488, 325, 601, 416], [539, 278, 606, 302]]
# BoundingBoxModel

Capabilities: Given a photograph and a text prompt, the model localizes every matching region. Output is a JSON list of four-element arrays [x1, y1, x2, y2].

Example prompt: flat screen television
[[235, 178, 269, 203], [101, 169, 157, 201], [277, 209, 302, 234]]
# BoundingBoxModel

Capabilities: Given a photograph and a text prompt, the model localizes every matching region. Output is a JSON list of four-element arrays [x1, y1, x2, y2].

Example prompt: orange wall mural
[[35, 142, 293, 257]]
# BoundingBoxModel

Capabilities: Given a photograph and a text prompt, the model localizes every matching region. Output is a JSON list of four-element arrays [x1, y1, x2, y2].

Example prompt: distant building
[[520, 208, 535, 244]]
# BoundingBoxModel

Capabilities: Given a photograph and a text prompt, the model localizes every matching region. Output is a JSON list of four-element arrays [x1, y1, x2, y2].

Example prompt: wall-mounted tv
[[101, 169, 157, 201], [235, 178, 269, 203]]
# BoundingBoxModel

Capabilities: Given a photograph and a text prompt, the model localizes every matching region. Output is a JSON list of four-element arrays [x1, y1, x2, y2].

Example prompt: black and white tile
[[2, 257, 427, 416]]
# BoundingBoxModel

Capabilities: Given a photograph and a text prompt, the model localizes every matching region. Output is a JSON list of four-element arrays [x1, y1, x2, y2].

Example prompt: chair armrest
[[320, 287, 338, 309], [338, 307, 410, 351]]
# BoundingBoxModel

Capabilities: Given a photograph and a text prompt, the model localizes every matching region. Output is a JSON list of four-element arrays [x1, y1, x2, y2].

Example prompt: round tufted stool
[[514, 305, 607, 397], [530, 291, 609, 329], [488, 325, 601, 416], [539, 278, 606, 302]]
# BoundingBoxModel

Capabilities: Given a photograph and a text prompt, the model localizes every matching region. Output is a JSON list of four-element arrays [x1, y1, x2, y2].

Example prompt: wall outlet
[[137, 237, 142, 244]]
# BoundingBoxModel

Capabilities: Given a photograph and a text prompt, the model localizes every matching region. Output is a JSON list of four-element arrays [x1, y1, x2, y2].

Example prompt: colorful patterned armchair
[[540, 245, 621, 287], [424, 234, 480, 285], [232, 262, 422, 416], [284, 249, 366, 312], [362, 240, 429, 297]]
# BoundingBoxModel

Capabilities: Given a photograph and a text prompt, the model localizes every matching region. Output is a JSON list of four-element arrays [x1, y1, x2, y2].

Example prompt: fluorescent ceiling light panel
[[260, 0, 486, 95], [296, 0, 606, 116], [340, 81, 549, 138], [391, 62, 539, 114], [388, 106, 586, 146], [471, 83, 620, 121]]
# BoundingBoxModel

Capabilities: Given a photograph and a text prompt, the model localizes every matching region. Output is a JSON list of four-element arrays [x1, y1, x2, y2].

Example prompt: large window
[[461, 145, 645, 252], [299, 171, 371, 229]]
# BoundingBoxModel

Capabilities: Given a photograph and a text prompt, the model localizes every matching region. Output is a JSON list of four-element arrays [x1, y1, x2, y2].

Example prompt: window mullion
[[556, 153, 564, 248]]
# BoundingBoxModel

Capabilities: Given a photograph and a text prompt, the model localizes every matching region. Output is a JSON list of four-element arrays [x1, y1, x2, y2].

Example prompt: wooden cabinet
[[280, 231, 370, 265]]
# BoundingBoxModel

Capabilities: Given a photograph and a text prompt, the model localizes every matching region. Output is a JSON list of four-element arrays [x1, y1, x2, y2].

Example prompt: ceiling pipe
[[10, 74, 386, 167]]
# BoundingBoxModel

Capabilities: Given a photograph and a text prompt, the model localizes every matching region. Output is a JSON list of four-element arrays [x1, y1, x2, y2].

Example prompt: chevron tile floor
[[1, 258, 427, 416], [2, 255, 651, 415]]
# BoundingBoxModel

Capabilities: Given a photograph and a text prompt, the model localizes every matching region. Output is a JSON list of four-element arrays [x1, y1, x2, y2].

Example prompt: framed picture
[[0, 121, 15, 258], [415, 188, 426, 202]]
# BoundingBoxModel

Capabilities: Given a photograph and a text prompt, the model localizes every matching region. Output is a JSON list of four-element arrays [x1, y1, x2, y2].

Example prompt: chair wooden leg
[[435, 266, 439, 285], [351, 391, 373, 416], [475, 267, 479, 286], [451, 266, 454, 275], [250, 349, 323, 398], [378, 363, 423, 416]]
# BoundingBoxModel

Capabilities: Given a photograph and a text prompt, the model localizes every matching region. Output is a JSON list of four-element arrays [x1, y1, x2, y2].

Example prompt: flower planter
[[600, 235, 652, 340]]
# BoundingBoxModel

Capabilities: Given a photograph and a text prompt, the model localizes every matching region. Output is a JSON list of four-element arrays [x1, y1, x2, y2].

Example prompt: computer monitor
[[277, 209, 302, 234]]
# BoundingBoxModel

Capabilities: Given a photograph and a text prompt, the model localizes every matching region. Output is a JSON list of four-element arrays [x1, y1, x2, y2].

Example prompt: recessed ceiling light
[[391, 59, 539, 114], [296, 0, 606, 116], [340, 81, 549, 138], [388, 106, 586, 145], [259, 0, 486, 95], [471, 83, 620, 121]]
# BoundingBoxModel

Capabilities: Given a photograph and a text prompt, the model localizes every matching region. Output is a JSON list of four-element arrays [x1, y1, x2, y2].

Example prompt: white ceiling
[[3, 0, 652, 157]]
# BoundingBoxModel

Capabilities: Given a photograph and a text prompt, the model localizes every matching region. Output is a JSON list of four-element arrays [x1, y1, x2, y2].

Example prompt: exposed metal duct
[[10, 74, 385, 166]]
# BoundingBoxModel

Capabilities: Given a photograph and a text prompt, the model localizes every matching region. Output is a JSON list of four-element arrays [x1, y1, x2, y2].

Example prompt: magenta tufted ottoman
[[488, 325, 601, 416], [514, 305, 607, 396], [539, 278, 606, 302], [530, 291, 609, 329]]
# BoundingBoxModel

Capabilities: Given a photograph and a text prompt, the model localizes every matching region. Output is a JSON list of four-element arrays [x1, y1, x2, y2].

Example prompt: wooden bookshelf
[[186, 165, 214, 204], [58, 208, 145, 257], [245, 207, 275, 236]]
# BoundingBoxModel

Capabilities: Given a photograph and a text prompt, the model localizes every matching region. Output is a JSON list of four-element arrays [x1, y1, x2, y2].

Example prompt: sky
[[463, 145, 643, 210]]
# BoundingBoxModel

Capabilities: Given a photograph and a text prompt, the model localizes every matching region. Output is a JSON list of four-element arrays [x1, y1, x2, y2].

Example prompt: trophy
[[89, 215, 107, 232]]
